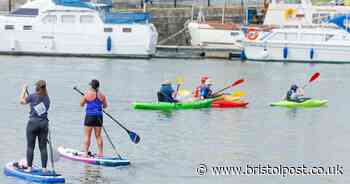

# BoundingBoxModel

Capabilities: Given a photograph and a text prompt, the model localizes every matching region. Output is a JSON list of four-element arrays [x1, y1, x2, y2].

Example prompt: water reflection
[[286, 108, 298, 119], [80, 165, 106, 184]]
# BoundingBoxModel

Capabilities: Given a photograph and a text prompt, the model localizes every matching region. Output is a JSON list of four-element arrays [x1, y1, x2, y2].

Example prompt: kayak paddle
[[174, 76, 184, 98], [302, 72, 320, 89], [178, 89, 191, 97], [212, 79, 245, 96], [73, 87, 140, 144], [25, 89, 58, 173], [232, 91, 246, 98]]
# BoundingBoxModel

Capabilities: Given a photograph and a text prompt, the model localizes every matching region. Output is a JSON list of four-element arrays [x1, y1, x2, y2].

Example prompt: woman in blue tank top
[[80, 79, 108, 157]]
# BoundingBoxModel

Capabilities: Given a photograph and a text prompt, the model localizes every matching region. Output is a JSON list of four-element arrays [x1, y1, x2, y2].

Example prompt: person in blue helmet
[[286, 84, 308, 102], [158, 80, 178, 103]]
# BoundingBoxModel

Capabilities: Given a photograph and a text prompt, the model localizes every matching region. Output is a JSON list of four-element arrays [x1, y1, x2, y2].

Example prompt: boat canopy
[[53, 0, 94, 9], [328, 15, 350, 32], [103, 12, 151, 24]]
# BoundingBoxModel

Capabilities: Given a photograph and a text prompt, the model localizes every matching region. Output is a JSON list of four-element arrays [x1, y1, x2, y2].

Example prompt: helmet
[[291, 84, 298, 91], [200, 76, 208, 83]]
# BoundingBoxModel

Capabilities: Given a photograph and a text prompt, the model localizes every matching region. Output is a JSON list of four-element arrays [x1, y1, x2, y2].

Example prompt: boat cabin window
[[62, 15, 76, 24], [4, 25, 14, 30], [80, 15, 95, 24], [104, 27, 113, 32], [325, 34, 334, 41], [23, 25, 32, 30], [42, 15, 57, 24], [11, 8, 39, 16], [122, 28, 132, 33]]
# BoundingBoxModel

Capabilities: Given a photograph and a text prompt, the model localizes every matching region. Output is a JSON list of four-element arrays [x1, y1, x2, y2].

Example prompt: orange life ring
[[246, 28, 259, 40]]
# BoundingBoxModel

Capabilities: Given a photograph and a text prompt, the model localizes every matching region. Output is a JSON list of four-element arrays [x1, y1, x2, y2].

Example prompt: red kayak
[[212, 100, 248, 108]]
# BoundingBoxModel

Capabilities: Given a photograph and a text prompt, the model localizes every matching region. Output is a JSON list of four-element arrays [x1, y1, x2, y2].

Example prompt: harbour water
[[0, 56, 349, 184]]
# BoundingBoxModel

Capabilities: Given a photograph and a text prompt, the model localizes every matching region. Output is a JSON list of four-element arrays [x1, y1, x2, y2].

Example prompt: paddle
[[231, 91, 246, 98], [101, 126, 122, 159], [25, 89, 58, 173], [73, 87, 140, 144], [178, 89, 191, 97], [302, 72, 320, 89], [212, 79, 245, 96], [174, 76, 184, 98]]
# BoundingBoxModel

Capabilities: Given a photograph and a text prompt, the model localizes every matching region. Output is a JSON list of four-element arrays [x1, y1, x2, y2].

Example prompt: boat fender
[[283, 47, 288, 59], [310, 48, 314, 60], [107, 36, 112, 52]]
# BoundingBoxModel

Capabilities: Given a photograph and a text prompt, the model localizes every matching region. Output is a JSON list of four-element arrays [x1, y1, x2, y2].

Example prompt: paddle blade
[[176, 76, 184, 85], [232, 79, 244, 87], [129, 131, 141, 144], [232, 91, 246, 97], [178, 89, 191, 96], [309, 72, 320, 83]]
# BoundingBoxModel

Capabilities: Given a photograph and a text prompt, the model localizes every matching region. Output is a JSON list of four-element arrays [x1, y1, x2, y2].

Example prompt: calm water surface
[[0, 56, 348, 184]]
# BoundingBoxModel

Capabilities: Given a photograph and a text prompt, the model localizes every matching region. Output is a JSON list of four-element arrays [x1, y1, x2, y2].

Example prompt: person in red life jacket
[[80, 79, 107, 157], [194, 76, 208, 98]]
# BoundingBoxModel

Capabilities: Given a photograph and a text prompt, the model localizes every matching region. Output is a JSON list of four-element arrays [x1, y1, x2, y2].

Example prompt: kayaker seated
[[200, 79, 214, 99], [286, 84, 310, 102], [158, 80, 178, 103], [194, 76, 208, 98]]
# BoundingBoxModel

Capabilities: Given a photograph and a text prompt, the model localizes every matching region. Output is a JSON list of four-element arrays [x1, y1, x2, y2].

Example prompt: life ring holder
[[246, 28, 259, 40]]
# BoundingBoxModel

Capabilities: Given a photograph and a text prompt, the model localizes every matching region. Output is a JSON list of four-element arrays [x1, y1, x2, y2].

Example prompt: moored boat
[[241, 25, 350, 63], [0, 0, 158, 58]]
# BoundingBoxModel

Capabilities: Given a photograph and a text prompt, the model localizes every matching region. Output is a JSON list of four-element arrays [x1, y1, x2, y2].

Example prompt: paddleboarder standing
[[20, 80, 50, 172], [80, 79, 107, 157]]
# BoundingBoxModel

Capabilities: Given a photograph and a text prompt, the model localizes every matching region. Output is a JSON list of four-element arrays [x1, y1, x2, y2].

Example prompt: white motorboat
[[0, 0, 158, 58], [241, 24, 350, 63]]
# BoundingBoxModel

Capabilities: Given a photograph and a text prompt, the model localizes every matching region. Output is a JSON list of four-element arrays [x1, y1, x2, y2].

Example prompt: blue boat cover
[[52, 0, 151, 24], [328, 15, 350, 32], [103, 12, 151, 24], [53, 0, 94, 9]]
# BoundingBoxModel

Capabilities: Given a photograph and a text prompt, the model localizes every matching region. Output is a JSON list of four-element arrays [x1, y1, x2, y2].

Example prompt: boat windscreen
[[11, 8, 39, 16]]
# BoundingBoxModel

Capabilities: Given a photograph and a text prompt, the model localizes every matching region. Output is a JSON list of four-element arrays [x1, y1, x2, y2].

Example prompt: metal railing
[[113, 0, 263, 8]]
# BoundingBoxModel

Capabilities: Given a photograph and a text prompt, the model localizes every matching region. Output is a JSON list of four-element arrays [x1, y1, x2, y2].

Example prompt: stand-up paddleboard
[[58, 146, 130, 167], [4, 161, 65, 183]]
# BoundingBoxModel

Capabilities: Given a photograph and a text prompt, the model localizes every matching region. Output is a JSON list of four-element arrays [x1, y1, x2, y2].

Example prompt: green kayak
[[133, 99, 213, 110], [270, 99, 328, 108]]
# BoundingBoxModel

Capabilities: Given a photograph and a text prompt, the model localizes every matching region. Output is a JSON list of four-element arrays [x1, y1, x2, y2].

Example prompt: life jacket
[[194, 87, 200, 98], [200, 86, 212, 99], [86, 92, 103, 116], [159, 84, 176, 103]]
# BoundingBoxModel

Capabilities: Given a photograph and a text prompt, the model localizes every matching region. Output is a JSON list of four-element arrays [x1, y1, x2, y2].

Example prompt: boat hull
[[133, 99, 213, 110], [58, 147, 130, 167], [4, 162, 65, 183], [270, 99, 328, 108]]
